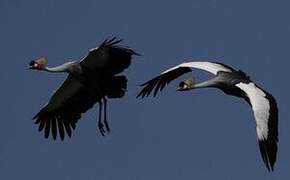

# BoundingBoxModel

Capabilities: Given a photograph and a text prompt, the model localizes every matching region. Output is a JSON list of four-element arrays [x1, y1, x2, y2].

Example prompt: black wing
[[33, 75, 101, 140], [137, 66, 192, 98], [80, 37, 139, 75]]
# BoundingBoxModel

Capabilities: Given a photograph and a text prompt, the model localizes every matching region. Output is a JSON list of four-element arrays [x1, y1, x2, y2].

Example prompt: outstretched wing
[[33, 75, 100, 140], [80, 37, 139, 75], [236, 82, 278, 171], [137, 61, 234, 98]]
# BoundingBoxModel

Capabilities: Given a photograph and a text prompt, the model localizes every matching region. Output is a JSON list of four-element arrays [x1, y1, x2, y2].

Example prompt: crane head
[[28, 57, 48, 70], [177, 77, 196, 91]]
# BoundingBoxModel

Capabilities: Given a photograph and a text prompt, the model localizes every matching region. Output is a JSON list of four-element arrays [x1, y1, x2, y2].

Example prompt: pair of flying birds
[[28, 37, 278, 171]]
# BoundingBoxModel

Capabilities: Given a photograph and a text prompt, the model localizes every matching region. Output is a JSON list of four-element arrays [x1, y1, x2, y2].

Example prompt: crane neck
[[43, 61, 80, 73], [192, 78, 219, 89], [44, 66, 68, 73]]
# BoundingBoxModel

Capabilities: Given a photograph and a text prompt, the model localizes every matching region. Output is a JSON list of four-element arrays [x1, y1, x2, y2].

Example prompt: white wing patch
[[162, 61, 233, 75], [80, 47, 99, 63], [236, 82, 270, 140], [89, 47, 99, 52]]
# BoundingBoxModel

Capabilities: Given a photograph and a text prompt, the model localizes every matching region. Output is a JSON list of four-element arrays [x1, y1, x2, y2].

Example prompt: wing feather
[[137, 61, 234, 98], [51, 117, 57, 140], [80, 37, 139, 75], [33, 75, 100, 140], [137, 66, 192, 98], [236, 82, 278, 171], [57, 118, 65, 141]]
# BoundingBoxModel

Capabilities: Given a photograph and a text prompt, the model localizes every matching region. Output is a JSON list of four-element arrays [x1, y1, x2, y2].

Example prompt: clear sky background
[[0, 0, 289, 179]]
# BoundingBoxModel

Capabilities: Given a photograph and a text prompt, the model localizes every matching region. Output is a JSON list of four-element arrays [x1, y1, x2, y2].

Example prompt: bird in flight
[[28, 37, 139, 140], [137, 61, 278, 171]]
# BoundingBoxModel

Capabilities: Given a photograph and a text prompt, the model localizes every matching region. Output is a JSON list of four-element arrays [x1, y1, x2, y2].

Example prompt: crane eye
[[29, 60, 35, 66], [179, 82, 186, 88]]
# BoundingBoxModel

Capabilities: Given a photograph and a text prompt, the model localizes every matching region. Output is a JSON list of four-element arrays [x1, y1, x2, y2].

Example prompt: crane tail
[[106, 76, 127, 98]]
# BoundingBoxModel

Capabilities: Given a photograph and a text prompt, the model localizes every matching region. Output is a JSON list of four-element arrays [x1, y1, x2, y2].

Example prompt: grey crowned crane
[[28, 37, 139, 140], [137, 61, 278, 171]]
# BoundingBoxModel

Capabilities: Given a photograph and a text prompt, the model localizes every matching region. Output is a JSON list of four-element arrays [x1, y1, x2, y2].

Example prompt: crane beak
[[27, 60, 35, 70], [27, 65, 37, 70]]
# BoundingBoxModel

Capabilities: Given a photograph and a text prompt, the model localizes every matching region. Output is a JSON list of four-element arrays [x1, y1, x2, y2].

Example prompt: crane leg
[[98, 101, 105, 136], [103, 97, 110, 132]]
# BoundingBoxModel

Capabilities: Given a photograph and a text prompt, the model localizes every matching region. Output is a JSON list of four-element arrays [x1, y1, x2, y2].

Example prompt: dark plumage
[[137, 67, 192, 98], [31, 37, 138, 140]]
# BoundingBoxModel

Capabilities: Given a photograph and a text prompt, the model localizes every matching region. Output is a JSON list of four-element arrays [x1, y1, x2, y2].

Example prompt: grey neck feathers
[[44, 66, 68, 73], [193, 78, 219, 89], [44, 61, 80, 73]]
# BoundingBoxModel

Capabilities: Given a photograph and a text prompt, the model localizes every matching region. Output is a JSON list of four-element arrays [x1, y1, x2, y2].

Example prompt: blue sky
[[0, 0, 290, 179]]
